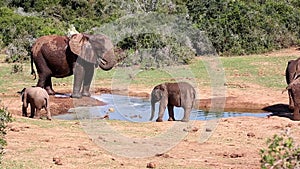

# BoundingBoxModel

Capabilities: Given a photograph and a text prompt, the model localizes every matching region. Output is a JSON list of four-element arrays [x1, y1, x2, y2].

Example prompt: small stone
[[229, 153, 244, 158], [78, 145, 88, 151], [53, 157, 62, 165], [206, 128, 212, 132], [192, 127, 199, 132], [108, 107, 115, 112], [155, 153, 170, 158], [247, 132, 255, 137], [10, 127, 20, 132], [147, 162, 156, 168]]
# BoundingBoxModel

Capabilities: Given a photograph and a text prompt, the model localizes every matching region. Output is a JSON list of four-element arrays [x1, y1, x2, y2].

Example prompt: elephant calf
[[20, 87, 51, 120], [150, 82, 196, 122], [285, 79, 300, 120]]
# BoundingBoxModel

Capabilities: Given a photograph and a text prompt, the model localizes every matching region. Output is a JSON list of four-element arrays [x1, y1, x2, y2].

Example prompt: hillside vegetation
[[0, 0, 299, 67]]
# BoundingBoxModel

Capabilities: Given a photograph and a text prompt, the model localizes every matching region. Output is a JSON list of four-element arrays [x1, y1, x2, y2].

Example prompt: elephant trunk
[[98, 49, 116, 71], [150, 99, 156, 121]]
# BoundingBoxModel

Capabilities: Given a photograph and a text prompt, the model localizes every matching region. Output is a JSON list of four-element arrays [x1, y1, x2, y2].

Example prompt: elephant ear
[[158, 83, 167, 92], [69, 33, 97, 64], [69, 33, 85, 56]]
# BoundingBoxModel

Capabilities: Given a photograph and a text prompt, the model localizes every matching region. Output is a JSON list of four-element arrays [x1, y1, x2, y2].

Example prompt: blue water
[[53, 94, 271, 121]]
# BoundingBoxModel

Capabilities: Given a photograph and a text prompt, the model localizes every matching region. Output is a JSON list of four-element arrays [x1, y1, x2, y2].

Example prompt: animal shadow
[[262, 103, 293, 119]]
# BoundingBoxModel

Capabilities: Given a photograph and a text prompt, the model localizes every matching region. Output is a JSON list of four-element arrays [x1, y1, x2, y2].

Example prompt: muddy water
[[53, 94, 271, 121]]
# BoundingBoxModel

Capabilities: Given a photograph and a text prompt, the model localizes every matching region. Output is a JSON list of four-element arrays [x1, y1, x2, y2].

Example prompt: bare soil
[[2, 47, 300, 169]]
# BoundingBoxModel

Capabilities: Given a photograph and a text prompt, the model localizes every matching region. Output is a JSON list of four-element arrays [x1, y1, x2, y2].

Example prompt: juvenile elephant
[[285, 79, 300, 120], [285, 57, 300, 110], [20, 87, 51, 120], [150, 82, 196, 122], [31, 33, 117, 98]]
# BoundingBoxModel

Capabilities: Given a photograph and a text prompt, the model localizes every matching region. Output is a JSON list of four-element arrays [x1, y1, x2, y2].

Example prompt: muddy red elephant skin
[[285, 57, 300, 110], [150, 82, 196, 122], [285, 79, 300, 120], [31, 33, 117, 98]]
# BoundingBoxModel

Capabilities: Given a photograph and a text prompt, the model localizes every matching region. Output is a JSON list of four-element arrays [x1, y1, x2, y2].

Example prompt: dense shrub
[[187, 0, 300, 55], [1, 0, 300, 62], [0, 104, 12, 164], [260, 133, 300, 169], [0, 7, 66, 62]]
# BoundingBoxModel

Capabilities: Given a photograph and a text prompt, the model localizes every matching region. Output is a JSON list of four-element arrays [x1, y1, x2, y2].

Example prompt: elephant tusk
[[100, 58, 107, 65]]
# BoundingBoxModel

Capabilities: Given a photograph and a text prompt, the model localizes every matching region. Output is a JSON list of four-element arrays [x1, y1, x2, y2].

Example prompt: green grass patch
[[221, 55, 296, 88], [0, 54, 297, 94]]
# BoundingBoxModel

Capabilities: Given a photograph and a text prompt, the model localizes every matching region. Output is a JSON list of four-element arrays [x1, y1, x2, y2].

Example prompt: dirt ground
[[1, 47, 300, 169]]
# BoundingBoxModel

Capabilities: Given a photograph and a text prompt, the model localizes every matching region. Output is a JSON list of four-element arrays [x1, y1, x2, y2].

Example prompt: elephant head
[[69, 33, 117, 70], [150, 84, 167, 120]]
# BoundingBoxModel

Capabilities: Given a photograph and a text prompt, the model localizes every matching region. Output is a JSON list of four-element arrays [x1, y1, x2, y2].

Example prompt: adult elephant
[[285, 78, 300, 120], [285, 57, 300, 110], [150, 82, 196, 122], [31, 33, 117, 98]]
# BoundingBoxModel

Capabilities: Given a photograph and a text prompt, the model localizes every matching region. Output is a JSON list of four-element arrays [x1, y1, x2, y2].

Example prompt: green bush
[[0, 7, 66, 62], [0, 104, 12, 164], [2, 0, 300, 60], [187, 0, 300, 55], [260, 133, 300, 169]]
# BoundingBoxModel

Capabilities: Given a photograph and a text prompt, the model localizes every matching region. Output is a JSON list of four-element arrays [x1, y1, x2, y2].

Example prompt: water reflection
[[53, 94, 271, 121]]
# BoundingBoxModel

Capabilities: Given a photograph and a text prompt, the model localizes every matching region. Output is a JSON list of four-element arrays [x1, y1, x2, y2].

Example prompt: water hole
[[53, 94, 271, 121]]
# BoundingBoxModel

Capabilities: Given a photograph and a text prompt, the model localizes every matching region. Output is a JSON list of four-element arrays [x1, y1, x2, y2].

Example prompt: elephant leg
[[82, 62, 94, 97], [22, 104, 28, 117], [35, 58, 52, 90], [71, 60, 84, 98], [293, 105, 300, 120], [288, 90, 295, 110], [45, 107, 51, 120], [156, 99, 167, 122], [167, 105, 175, 121], [181, 107, 191, 122], [45, 77, 55, 95], [29, 104, 35, 118], [35, 109, 41, 119]]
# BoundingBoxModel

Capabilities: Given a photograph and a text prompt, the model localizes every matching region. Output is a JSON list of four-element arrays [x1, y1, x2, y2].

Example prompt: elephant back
[[32, 35, 69, 58]]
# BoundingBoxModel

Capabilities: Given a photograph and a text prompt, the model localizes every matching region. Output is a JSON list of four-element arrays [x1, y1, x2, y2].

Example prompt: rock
[[108, 107, 115, 112], [192, 127, 199, 132], [78, 145, 88, 151], [155, 153, 170, 158], [183, 126, 199, 132], [53, 157, 62, 165], [206, 128, 212, 132], [247, 132, 255, 137], [10, 127, 20, 132], [230, 153, 244, 158], [147, 162, 156, 168]]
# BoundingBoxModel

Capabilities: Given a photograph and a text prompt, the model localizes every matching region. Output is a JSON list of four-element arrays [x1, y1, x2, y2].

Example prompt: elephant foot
[[168, 117, 175, 121], [181, 118, 189, 122], [156, 118, 163, 122], [71, 92, 82, 99], [82, 85, 91, 97], [45, 87, 55, 95], [293, 114, 300, 121], [289, 105, 295, 112], [82, 91, 91, 97]]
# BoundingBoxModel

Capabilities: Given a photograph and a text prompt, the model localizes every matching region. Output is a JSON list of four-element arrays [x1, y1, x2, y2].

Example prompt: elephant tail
[[30, 50, 36, 80], [44, 97, 48, 109], [191, 88, 197, 109]]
